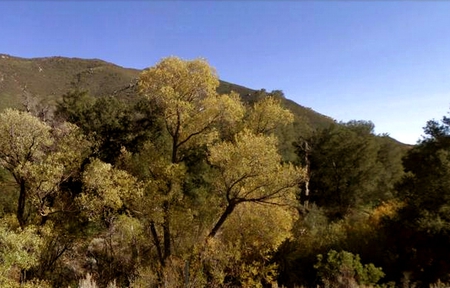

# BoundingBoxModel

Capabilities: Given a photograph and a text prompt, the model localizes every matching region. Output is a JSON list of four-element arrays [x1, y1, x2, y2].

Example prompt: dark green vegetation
[[0, 55, 447, 288]]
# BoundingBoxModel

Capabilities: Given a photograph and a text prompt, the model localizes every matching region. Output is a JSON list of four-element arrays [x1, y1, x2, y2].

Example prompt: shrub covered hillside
[[1, 56, 447, 288]]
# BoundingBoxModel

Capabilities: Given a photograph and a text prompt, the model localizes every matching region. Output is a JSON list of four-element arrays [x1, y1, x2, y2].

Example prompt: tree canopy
[[1, 55, 444, 288]]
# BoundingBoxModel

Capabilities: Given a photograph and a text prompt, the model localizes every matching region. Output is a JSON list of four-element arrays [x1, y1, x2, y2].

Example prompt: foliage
[[207, 129, 304, 238], [314, 250, 384, 287], [78, 159, 143, 223], [132, 57, 303, 285], [0, 217, 52, 287], [245, 96, 294, 135], [224, 204, 294, 286], [0, 108, 91, 227], [0, 55, 421, 287], [0, 108, 53, 171], [56, 90, 156, 164], [139, 56, 245, 162], [275, 203, 397, 288], [295, 120, 403, 219], [379, 111, 450, 286]]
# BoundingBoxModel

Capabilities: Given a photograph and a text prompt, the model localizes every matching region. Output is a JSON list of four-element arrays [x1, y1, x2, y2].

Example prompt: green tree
[[295, 121, 385, 218], [0, 109, 52, 227], [0, 218, 51, 287], [382, 112, 450, 285], [56, 90, 156, 164]]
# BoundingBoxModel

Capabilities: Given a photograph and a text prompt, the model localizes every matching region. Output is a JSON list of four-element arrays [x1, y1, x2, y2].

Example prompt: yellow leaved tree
[[207, 129, 303, 238], [0, 109, 90, 228], [128, 57, 305, 286], [137, 57, 245, 265]]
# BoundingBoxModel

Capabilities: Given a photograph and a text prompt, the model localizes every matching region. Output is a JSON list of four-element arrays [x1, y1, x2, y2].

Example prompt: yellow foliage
[[0, 109, 92, 224], [138, 57, 245, 161], [139, 56, 219, 102], [79, 159, 144, 221], [222, 203, 295, 251], [369, 200, 405, 226], [0, 220, 47, 287], [208, 129, 304, 205], [0, 108, 52, 171], [246, 96, 294, 135]]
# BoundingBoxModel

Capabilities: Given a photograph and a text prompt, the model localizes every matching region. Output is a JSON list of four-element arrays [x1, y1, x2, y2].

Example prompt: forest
[[0, 56, 449, 288]]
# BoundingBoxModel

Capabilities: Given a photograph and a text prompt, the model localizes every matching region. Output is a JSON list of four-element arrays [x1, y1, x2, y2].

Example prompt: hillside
[[0, 54, 335, 131]]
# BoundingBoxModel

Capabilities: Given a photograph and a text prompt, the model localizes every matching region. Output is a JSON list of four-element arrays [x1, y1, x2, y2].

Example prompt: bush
[[314, 250, 385, 288]]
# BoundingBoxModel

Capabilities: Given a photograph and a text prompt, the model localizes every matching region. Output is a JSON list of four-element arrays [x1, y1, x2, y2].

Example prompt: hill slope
[[0, 54, 335, 131], [0, 54, 140, 109]]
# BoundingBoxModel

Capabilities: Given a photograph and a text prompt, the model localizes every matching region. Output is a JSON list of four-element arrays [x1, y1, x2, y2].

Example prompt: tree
[[245, 96, 294, 135], [0, 109, 53, 227], [383, 112, 450, 285], [207, 129, 304, 238], [56, 90, 157, 164], [295, 121, 386, 218], [77, 158, 144, 224], [0, 219, 50, 287], [0, 109, 90, 227], [314, 249, 384, 287], [137, 57, 245, 266]]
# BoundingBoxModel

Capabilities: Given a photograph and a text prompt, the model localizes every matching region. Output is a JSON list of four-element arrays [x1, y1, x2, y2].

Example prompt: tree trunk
[[304, 141, 311, 209], [17, 179, 27, 228], [162, 200, 171, 261], [150, 221, 164, 267], [208, 202, 236, 238]]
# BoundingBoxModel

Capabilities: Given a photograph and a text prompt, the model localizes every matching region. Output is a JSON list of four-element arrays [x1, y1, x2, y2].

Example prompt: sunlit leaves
[[245, 96, 294, 135], [78, 159, 143, 221], [208, 129, 304, 205], [138, 57, 245, 161], [0, 219, 46, 286], [0, 109, 52, 172], [0, 109, 93, 225], [222, 202, 295, 255], [139, 57, 219, 103], [19, 122, 91, 214]]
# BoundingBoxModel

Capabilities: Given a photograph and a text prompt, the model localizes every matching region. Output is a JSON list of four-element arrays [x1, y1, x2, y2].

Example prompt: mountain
[[0, 54, 336, 131], [0, 54, 140, 109]]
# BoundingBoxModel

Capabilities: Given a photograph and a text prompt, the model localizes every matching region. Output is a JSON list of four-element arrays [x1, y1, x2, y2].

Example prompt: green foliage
[[295, 120, 403, 219], [56, 90, 157, 164], [378, 111, 450, 285], [315, 250, 384, 287], [0, 217, 51, 287], [0, 108, 52, 171]]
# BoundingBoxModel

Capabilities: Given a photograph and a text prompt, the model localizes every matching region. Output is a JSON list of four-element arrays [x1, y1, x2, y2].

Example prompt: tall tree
[[384, 112, 450, 285], [137, 57, 245, 264], [295, 121, 383, 218]]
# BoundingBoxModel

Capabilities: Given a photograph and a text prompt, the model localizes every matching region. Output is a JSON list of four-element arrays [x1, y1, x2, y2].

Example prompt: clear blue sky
[[1, 1, 450, 144]]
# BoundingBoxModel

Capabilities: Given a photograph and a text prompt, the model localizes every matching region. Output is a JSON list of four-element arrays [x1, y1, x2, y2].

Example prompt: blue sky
[[1, 1, 450, 144]]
